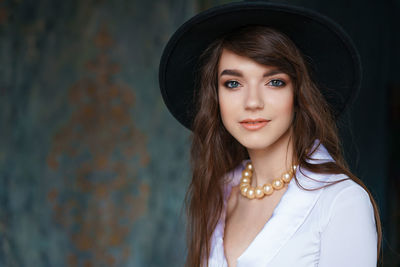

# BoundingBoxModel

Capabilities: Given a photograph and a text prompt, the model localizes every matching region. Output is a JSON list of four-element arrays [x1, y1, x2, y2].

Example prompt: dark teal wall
[[0, 0, 399, 266], [0, 0, 195, 266]]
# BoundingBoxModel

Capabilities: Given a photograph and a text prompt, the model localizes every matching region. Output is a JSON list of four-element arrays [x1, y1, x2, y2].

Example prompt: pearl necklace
[[240, 162, 297, 199]]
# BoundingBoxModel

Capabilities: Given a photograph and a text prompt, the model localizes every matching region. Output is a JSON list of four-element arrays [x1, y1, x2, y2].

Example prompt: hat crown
[[159, 1, 361, 129]]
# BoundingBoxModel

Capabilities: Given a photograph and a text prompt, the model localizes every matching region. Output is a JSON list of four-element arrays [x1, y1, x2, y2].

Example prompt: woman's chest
[[223, 210, 322, 267], [209, 184, 325, 267], [223, 188, 286, 267]]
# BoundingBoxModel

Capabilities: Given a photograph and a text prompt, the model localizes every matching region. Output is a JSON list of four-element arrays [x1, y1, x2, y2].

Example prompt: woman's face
[[218, 49, 295, 152]]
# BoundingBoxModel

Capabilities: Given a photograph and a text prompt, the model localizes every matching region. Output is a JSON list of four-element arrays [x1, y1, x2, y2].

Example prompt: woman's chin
[[238, 139, 277, 152]]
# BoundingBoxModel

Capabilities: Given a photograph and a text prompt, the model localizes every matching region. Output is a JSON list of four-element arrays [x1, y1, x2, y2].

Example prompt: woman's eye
[[268, 79, 286, 87], [224, 80, 241, 89]]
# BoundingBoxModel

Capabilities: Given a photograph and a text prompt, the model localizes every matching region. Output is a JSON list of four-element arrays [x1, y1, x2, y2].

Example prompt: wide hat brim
[[159, 1, 361, 130]]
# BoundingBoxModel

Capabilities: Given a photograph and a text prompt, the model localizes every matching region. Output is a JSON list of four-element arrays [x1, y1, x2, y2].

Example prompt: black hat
[[159, 1, 361, 130]]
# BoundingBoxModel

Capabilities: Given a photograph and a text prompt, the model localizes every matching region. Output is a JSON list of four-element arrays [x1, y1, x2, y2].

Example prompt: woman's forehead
[[218, 49, 286, 76]]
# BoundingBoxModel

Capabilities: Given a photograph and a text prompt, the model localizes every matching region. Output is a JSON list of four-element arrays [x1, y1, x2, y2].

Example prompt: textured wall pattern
[[0, 0, 194, 266]]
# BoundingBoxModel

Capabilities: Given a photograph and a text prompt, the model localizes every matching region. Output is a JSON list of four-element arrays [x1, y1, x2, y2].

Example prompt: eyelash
[[223, 79, 286, 89]]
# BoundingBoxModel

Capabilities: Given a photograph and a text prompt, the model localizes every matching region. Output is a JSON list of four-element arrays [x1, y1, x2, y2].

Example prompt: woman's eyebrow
[[219, 69, 285, 78], [220, 69, 242, 77], [263, 70, 284, 77]]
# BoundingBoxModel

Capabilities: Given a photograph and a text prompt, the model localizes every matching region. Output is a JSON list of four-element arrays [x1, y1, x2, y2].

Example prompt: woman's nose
[[245, 85, 264, 110]]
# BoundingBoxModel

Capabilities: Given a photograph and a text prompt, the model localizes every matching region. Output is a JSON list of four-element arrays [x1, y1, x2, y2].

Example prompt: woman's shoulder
[[319, 174, 372, 207], [316, 175, 376, 232], [300, 141, 375, 226]]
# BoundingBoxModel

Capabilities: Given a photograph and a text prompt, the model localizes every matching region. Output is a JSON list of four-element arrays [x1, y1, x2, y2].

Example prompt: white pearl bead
[[240, 182, 250, 188], [255, 186, 264, 198], [272, 179, 284, 190], [240, 185, 249, 196], [282, 173, 291, 183], [246, 188, 255, 199], [241, 177, 250, 184], [263, 184, 274, 195], [242, 170, 252, 178], [247, 165, 253, 172]]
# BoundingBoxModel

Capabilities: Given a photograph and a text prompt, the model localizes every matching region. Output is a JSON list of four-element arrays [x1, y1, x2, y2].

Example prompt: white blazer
[[208, 143, 377, 267]]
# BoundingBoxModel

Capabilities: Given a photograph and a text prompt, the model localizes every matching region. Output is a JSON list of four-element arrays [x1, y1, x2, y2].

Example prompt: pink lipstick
[[240, 118, 270, 130]]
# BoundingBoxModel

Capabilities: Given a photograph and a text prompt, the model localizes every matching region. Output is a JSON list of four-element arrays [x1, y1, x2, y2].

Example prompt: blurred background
[[0, 0, 398, 266]]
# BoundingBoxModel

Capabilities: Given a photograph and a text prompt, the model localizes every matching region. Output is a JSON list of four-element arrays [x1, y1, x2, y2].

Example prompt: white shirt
[[208, 143, 377, 267]]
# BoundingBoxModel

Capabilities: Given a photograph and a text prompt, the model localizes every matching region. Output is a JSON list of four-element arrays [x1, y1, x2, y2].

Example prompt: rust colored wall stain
[[46, 25, 150, 266], [0, 7, 7, 25]]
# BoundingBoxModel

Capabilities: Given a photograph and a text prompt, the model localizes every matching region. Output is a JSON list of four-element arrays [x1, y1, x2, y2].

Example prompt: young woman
[[159, 2, 381, 266]]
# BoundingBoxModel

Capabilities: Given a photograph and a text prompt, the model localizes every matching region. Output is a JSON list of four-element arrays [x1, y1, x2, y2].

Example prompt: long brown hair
[[185, 26, 381, 267]]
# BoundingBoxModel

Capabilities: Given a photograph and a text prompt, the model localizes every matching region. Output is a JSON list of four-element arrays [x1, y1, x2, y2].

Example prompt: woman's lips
[[239, 118, 270, 130]]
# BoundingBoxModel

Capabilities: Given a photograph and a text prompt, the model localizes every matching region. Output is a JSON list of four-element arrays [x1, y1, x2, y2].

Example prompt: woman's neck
[[247, 131, 294, 186]]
